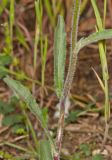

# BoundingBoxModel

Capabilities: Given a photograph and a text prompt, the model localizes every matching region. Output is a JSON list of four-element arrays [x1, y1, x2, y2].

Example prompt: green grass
[[91, 0, 110, 145]]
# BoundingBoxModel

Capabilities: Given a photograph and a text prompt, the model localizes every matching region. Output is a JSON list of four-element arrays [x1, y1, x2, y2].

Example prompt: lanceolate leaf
[[4, 76, 56, 157], [4, 76, 44, 125], [76, 29, 112, 53], [54, 15, 66, 98]]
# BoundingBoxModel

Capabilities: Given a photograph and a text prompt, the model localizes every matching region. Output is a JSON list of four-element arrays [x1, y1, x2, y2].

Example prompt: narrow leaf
[[54, 15, 66, 98], [3, 76, 56, 155], [91, 0, 109, 80], [3, 76, 45, 128], [35, 0, 42, 29], [91, 0, 103, 30], [76, 29, 112, 53]]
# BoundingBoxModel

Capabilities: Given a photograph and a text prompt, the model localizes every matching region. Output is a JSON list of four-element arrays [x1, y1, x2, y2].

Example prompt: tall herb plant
[[3, 0, 112, 159]]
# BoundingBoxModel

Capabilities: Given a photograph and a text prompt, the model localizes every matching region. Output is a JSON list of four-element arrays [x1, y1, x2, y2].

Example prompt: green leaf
[[3, 76, 45, 128], [76, 29, 112, 53], [3, 76, 56, 156], [91, 0, 103, 30], [35, 0, 42, 29], [91, 0, 110, 122], [2, 114, 24, 126], [39, 140, 53, 160], [54, 15, 66, 98]]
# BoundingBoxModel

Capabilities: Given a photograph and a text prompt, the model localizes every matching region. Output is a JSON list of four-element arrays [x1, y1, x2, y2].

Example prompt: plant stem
[[56, 98, 65, 151], [10, 0, 14, 55], [55, 0, 81, 158], [102, 79, 110, 146], [103, 0, 107, 28], [33, 23, 39, 73], [91, 0, 110, 145], [41, 36, 48, 88], [63, 0, 81, 98], [102, 0, 110, 145]]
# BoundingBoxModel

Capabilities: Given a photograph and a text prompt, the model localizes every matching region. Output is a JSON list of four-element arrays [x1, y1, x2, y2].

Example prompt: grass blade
[[91, 0, 103, 29], [91, 0, 110, 145]]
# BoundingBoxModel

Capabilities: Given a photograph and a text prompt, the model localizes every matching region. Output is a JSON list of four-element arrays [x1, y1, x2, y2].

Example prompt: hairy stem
[[55, 0, 81, 159], [54, 97, 65, 160], [63, 0, 81, 98]]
